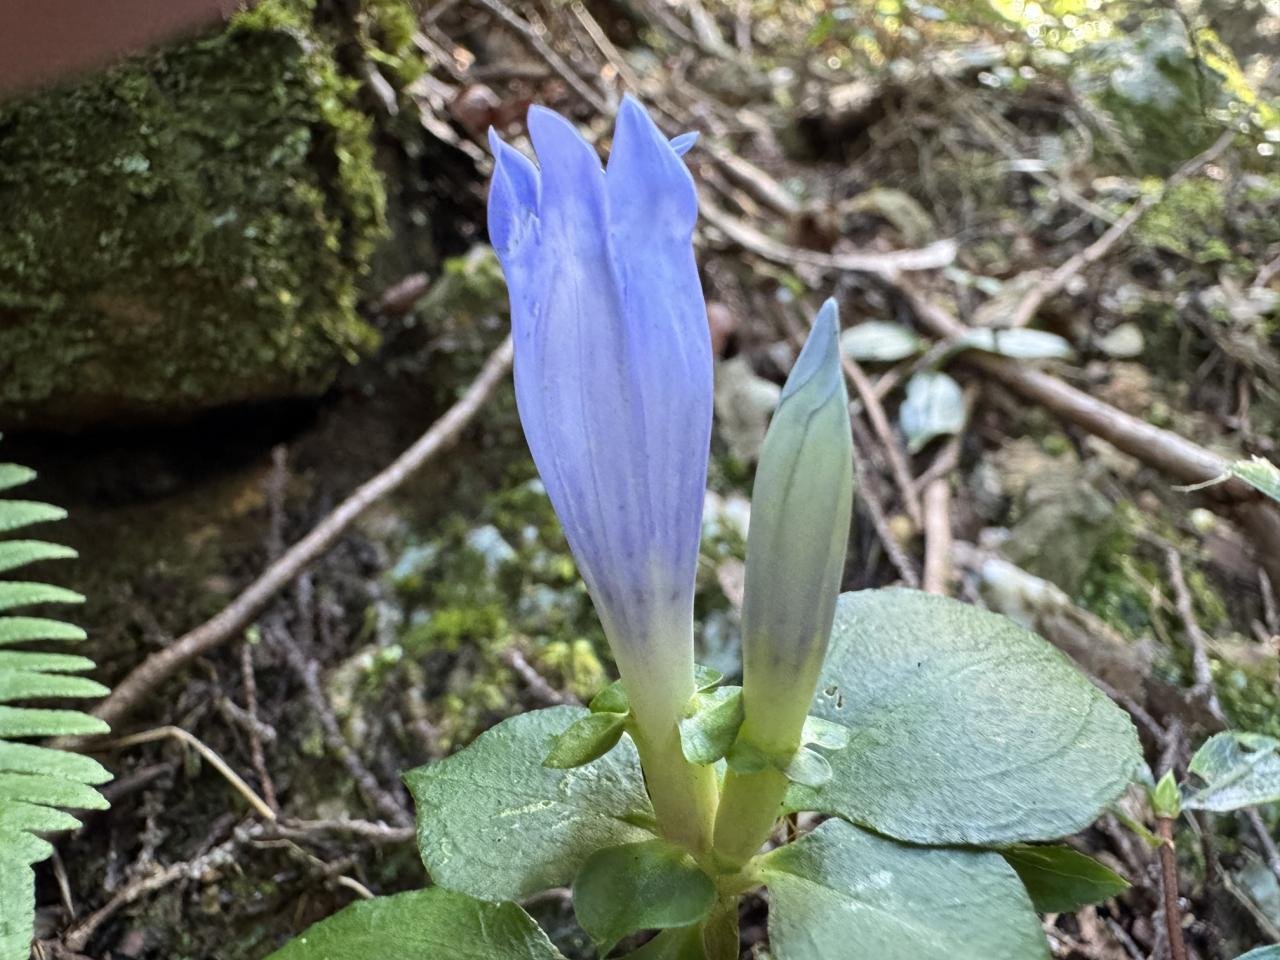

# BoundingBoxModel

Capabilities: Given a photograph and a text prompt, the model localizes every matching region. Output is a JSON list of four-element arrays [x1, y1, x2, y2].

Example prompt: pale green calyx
[[739, 298, 855, 754]]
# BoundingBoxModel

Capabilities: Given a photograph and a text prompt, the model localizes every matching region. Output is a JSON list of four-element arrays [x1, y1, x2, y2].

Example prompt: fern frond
[[0, 452, 111, 960]]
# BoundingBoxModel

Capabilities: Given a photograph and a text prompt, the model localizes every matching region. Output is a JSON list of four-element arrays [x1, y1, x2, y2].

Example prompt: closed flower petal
[[740, 299, 854, 753], [488, 97, 712, 737]]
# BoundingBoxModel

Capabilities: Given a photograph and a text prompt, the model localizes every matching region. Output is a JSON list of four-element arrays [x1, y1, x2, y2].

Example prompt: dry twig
[[1006, 129, 1236, 329], [921, 478, 952, 595], [890, 278, 1280, 592], [87, 337, 514, 731], [1165, 549, 1229, 727]]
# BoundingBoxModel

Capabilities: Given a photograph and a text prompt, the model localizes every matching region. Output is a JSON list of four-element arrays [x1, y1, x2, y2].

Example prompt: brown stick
[[921, 478, 952, 595], [1157, 816, 1189, 960], [893, 280, 1280, 592], [842, 355, 923, 530], [89, 337, 515, 731], [1165, 548, 1229, 727], [1007, 129, 1235, 329]]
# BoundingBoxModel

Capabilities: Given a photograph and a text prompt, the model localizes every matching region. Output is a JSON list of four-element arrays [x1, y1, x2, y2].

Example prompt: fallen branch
[[921, 478, 952, 595], [701, 197, 958, 275], [891, 279, 1280, 592], [89, 336, 515, 731], [1165, 549, 1229, 727], [1007, 129, 1236, 329], [96, 725, 276, 821]]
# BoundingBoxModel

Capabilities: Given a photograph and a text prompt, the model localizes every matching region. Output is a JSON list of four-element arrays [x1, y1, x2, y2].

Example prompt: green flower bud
[[740, 298, 854, 755]]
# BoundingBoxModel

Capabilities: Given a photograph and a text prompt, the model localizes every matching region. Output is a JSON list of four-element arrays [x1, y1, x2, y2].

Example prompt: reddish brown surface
[[0, 0, 244, 94]]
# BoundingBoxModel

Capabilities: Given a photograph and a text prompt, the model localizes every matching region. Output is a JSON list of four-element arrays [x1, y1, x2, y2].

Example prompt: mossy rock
[[0, 0, 414, 428]]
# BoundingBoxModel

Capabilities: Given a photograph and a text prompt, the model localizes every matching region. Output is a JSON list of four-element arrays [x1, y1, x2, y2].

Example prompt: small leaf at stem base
[[573, 838, 716, 955], [679, 686, 743, 765], [543, 712, 627, 768]]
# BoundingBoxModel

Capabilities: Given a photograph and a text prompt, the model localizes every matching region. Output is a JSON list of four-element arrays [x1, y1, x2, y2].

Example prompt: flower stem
[[711, 765, 790, 868], [630, 720, 720, 859], [711, 714, 796, 868]]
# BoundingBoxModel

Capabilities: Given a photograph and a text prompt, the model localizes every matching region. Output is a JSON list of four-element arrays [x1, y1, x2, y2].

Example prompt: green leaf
[[0, 617, 86, 646], [0, 502, 66, 536], [954, 328, 1074, 361], [799, 716, 849, 751], [406, 706, 655, 901], [0, 451, 110, 960], [1152, 770, 1183, 818], [1183, 732, 1280, 812], [788, 590, 1142, 845], [0, 465, 36, 494], [1229, 456, 1280, 503], [899, 372, 965, 452], [0, 670, 108, 702], [573, 839, 715, 954], [0, 541, 76, 575], [0, 741, 110, 784], [591, 680, 630, 714], [761, 819, 1049, 959], [264, 887, 568, 960], [621, 927, 707, 960], [0, 582, 83, 613], [1178, 456, 1280, 502], [839, 322, 924, 362], [782, 747, 832, 788], [0, 772, 110, 811], [1002, 844, 1129, 913], [693, 665, 724, 691], [679, 686, 743, 765], [0, 852, 35, 960], [544, 712, 627, 769], [0, 651, 96, 674], [0, 705, 110, 738]]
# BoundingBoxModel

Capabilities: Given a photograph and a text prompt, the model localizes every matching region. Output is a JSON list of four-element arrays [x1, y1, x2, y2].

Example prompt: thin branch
[[890, 278, 1280, 592], [268, 617, 412, 828], [1157, 815, 1189, 960], [500, 644, 579, 706], [842, 353, 924, 530], [469, 0, 609, 113], [87, 337, 514, 732], [95, 726, 276, 821], [700, 198, 957, 275], [921, 478, 952, 595], [1007, 128, 1236, 329], [850, 421, 920, 588], [1165, 548, 1229, 727], [269, 818, 415, 845]]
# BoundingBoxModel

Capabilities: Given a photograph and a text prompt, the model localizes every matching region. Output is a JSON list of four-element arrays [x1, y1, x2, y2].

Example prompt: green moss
[[1075, 501, 1171, 640], [1217, 660, 1280, 739], [1134, 179, 1229, 263], [0, 0, 407, 426]]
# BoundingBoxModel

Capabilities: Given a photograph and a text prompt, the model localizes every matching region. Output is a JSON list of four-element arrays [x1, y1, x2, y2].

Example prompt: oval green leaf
[[406, 706, 655, 901], [761, 819, 1049, 959], [264, 887, 567, 960], [788, 589, 1141, 845], [544, 712, 627, 769], [1184, 731, 1280, 812], [1002, 844, 1129, 913], [899, 372, 965, 452], [839, 322, 924, 363], [573, 839, 716, 955]]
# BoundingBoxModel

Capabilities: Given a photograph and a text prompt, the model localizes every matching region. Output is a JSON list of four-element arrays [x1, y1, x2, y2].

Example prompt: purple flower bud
[[487, 97, 712, 740]]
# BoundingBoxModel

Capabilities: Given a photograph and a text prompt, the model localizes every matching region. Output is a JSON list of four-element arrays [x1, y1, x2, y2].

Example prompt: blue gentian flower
[[488, 97, 718, 849]]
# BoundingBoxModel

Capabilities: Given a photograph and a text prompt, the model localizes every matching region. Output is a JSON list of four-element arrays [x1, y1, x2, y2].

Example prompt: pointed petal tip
[[782, 301, 844, 403], [669, 131, 699, 156]]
